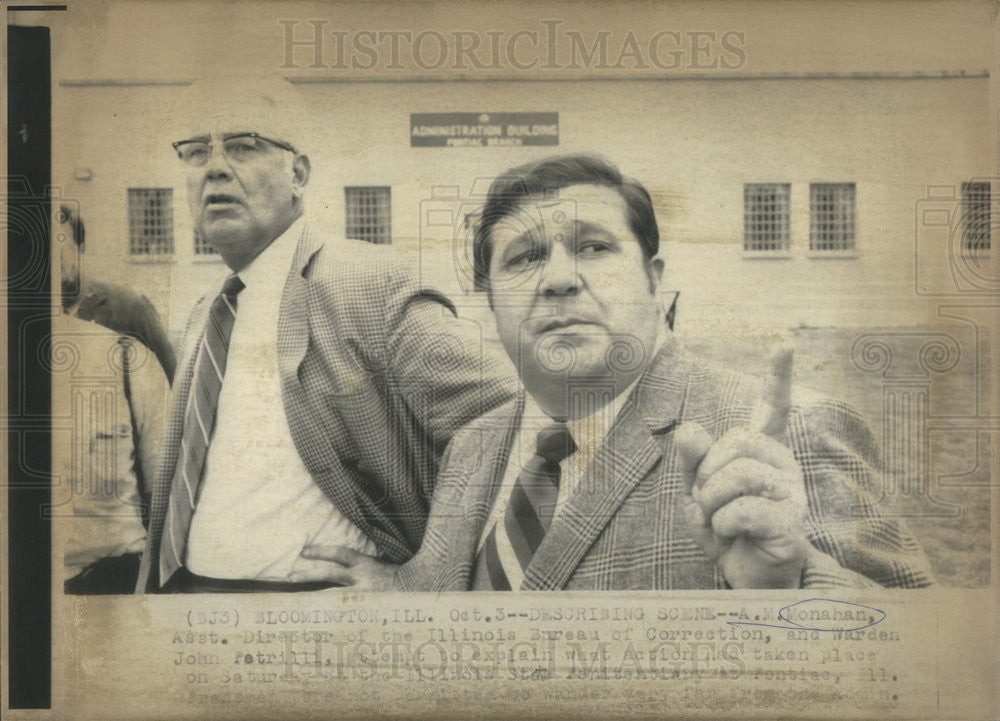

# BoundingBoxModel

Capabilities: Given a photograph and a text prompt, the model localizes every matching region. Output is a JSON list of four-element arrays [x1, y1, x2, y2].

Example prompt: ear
[[291, 154, 311, 196], [644, 256, 665, 295]]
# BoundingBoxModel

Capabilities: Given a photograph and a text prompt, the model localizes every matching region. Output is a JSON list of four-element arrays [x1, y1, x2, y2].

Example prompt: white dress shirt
[[186, 218, 377, 580]]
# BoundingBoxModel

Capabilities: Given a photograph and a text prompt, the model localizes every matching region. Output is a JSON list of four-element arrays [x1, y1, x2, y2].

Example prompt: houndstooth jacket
[[137, 223, 517, 591], [397, 335, 936, 591]]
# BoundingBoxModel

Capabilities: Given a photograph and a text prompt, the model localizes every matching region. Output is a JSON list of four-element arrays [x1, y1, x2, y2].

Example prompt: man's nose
[[203, 144, 233, 178], [538, 243, 579, 296]]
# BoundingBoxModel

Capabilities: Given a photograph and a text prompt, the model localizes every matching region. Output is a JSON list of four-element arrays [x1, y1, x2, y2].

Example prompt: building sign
[[411, 112, 559, 147]]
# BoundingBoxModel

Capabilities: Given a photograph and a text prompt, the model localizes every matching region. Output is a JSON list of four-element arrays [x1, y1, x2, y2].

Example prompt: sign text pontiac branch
[[411, 113, 559, 147]]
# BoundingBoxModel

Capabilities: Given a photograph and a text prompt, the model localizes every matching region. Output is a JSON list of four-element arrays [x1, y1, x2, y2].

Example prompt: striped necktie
[[160, 274, 244, 584], [472, 422, 577, 590]]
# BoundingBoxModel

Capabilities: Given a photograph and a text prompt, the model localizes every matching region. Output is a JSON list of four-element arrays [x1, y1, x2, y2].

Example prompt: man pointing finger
[[330, 153, 936, 591], [676, 347, 810, 588]]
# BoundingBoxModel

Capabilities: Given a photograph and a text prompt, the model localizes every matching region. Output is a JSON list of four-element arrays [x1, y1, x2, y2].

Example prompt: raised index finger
[[750, 345, 794, 438]]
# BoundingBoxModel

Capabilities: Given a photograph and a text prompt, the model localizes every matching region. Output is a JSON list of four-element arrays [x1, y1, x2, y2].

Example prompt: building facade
[[48, 1, 996, 338]]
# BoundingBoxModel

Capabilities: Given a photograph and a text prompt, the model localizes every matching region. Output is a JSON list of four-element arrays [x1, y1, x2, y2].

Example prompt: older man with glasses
[[136, 75, 515, 593]]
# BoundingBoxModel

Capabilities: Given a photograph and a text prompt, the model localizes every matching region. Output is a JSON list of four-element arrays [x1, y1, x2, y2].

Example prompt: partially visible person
[[57, 315, 169, 594], [58, 204, 177, 382]]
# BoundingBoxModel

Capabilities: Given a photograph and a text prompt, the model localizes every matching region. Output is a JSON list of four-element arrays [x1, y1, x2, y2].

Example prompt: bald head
[[177, 74, 309, 153]]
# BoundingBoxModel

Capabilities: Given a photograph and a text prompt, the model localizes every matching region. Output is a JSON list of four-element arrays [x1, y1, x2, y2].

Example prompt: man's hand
[[289, 545, 399, 591], [675, 347, 809, 588]]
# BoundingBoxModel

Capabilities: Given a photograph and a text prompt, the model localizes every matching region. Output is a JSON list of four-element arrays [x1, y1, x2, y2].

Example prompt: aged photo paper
[[3, 0, 999, 719]]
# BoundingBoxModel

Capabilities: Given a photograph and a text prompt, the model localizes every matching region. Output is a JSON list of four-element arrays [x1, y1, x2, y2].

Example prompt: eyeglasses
[[171, 133, 297, 167]]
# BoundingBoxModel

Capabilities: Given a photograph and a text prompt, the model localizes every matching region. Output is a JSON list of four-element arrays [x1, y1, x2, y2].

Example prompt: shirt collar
[[221, 216, 305, 293]]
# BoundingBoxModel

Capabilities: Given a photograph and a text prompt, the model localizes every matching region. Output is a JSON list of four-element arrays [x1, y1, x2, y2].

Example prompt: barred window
[[345, 186, 391, 245], [194, 229, 217, 255], [810, 183, 856, 251], [127, 188, 173, 256], [962, 181, 991, 253], [744, 184, 790, 251]]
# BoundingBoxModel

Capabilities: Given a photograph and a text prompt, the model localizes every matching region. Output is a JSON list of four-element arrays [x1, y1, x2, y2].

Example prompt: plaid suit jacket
[[138, 223, 517, 591], [397, 336, 936, 591]]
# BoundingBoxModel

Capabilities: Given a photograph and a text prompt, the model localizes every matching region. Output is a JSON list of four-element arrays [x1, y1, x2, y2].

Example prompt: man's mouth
[[539, 318, 599, 333], [204, 193, 241, 208]]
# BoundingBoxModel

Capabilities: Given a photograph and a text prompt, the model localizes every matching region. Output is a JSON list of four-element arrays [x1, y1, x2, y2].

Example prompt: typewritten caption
[[145, 596, 934, 716]]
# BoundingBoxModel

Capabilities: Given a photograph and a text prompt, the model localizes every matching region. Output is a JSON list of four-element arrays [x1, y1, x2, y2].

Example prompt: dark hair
[[59, 204, 85, 249], [472, 154, 659, 291]]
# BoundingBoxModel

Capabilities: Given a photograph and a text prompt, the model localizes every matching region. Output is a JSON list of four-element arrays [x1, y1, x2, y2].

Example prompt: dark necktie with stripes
[[472, 422, 577, 590], [160, 274, 244, 584]]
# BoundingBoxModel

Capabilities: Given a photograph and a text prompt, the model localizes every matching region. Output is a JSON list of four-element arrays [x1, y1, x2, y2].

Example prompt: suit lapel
[[140, 293, 212, 590], [277, 223, 322, 383], [446, 394, 525, 588], [151, 295, 211, 504], [176, 295, 213, 376], [520, 337, 693, 590]]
